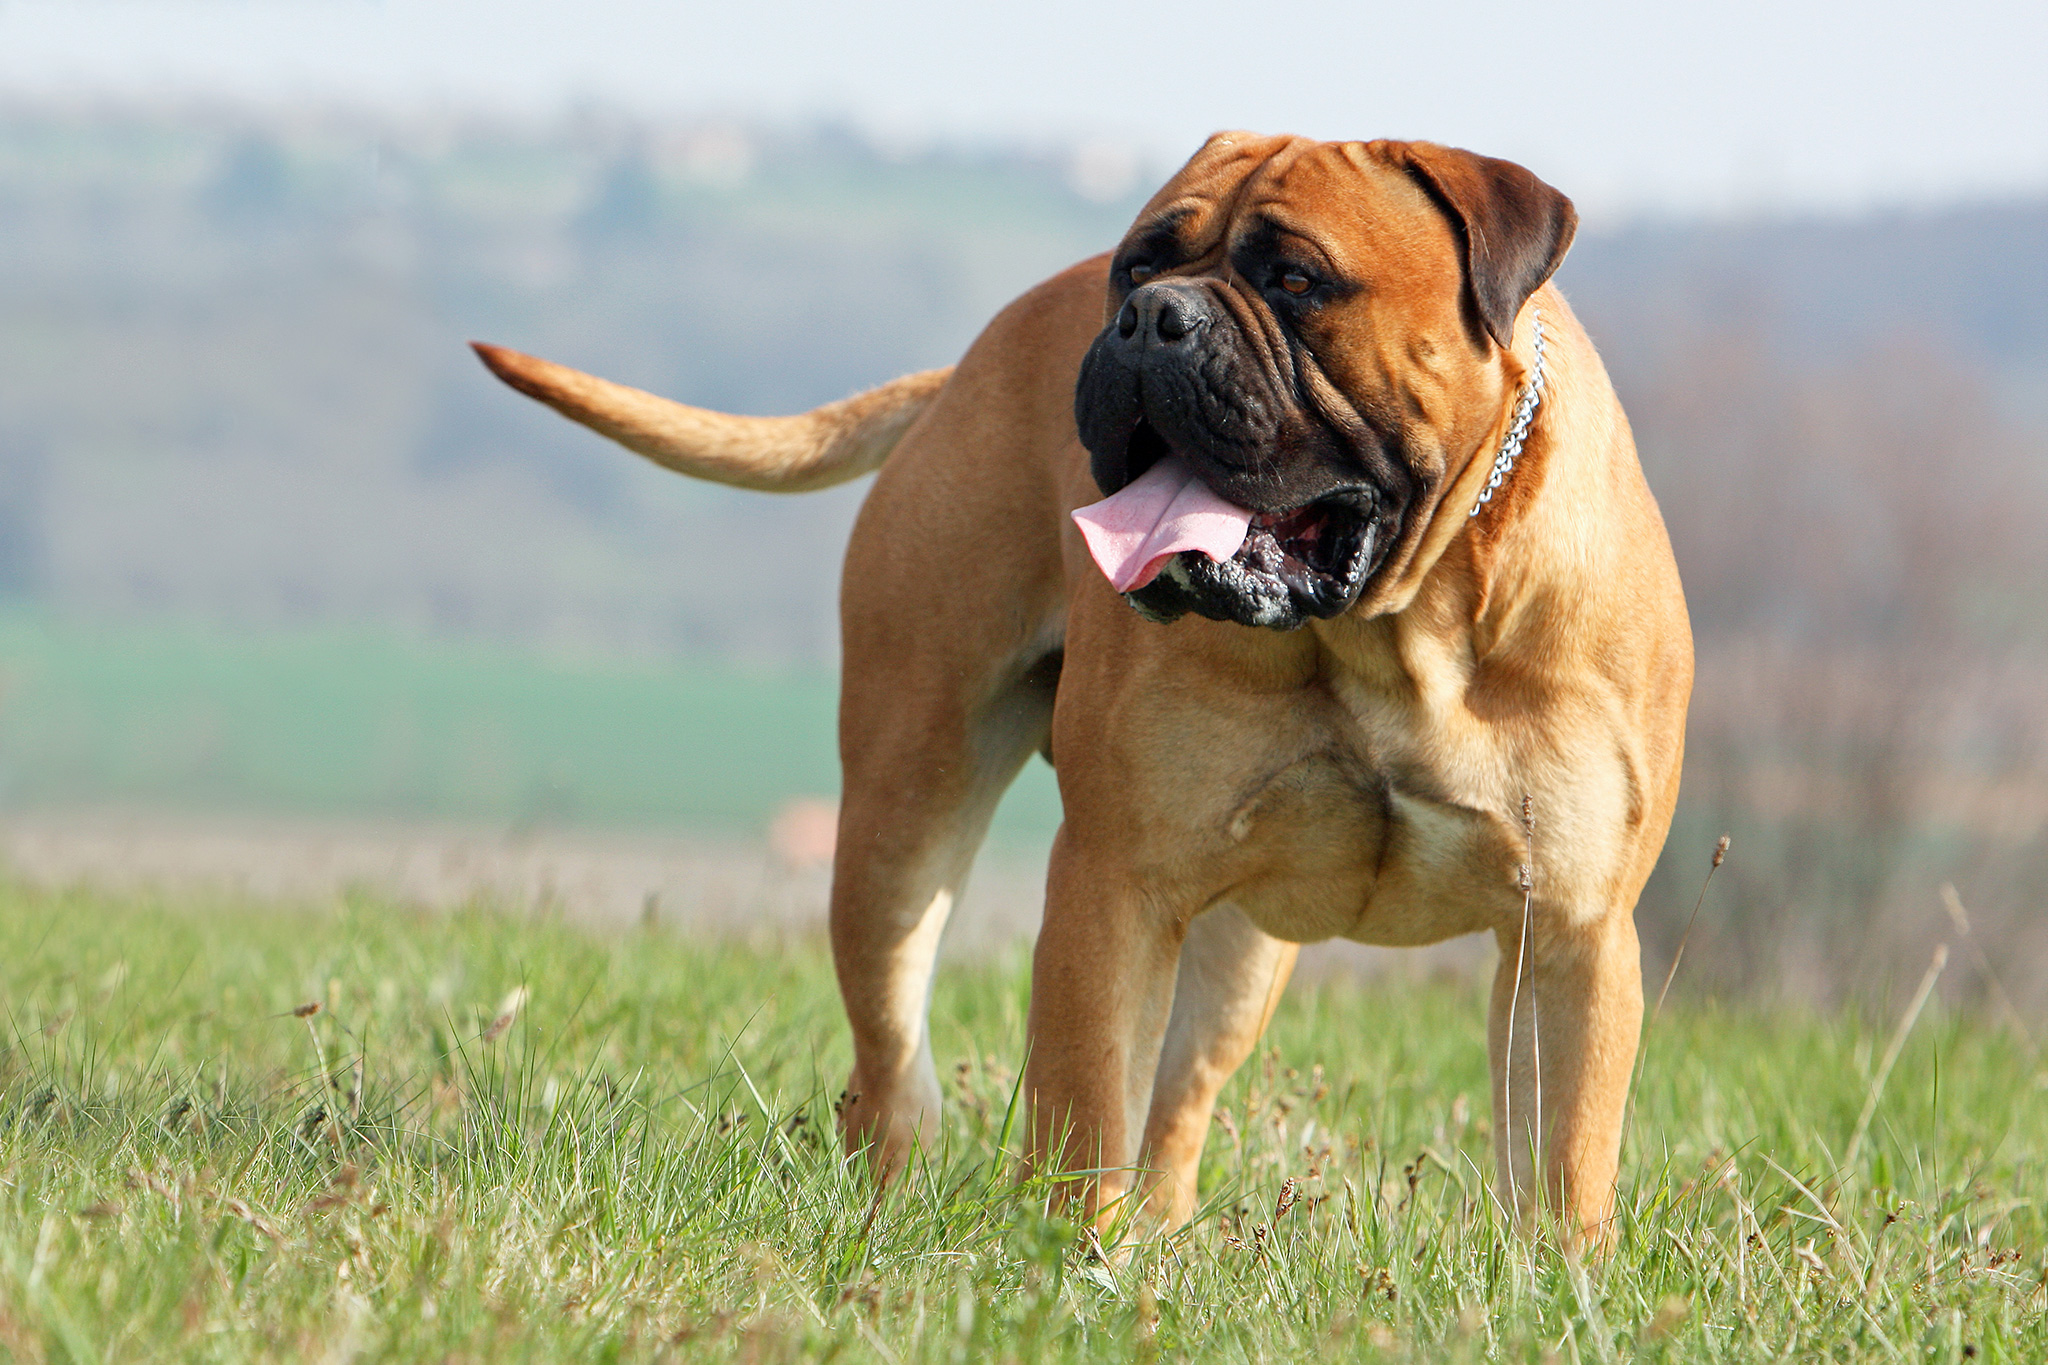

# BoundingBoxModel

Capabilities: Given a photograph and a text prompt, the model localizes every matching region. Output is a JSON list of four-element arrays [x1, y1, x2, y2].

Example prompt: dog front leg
[[1023, 828, 1187, 1232], [1488, 909, 1642, 1250], [1137, 904, 1298, 1228]]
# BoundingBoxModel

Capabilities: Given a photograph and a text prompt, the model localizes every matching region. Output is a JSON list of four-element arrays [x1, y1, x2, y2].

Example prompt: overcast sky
[[4, 0, 2045, 222]]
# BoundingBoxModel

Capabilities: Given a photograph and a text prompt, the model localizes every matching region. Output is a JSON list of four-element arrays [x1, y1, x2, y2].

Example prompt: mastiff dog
[[474, 133, 1692, 1246]]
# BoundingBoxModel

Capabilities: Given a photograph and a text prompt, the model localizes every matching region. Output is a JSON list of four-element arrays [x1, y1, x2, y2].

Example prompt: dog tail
[[470, 342, 953, 492]]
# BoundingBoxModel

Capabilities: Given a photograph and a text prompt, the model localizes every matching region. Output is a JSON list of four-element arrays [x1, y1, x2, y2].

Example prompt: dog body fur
[[476, 133, 1692, 1244]]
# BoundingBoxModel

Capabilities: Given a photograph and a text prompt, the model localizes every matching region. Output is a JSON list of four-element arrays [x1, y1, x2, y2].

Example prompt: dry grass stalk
[[1624, 836, 1731, 1155], [1844, 942, 1949, 1169], [1502, 796, 1540, 1194], [222, 1198, 281, 1242], [1940, 883, 2038, 1058], [1649, 835, 1730, 1031], [481, 985, 530, 1043], [1274, 1177, 1300, 1222]]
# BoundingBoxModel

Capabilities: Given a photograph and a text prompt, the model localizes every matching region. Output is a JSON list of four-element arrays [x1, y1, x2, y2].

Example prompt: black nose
[[1114, 282, 1212, 349]]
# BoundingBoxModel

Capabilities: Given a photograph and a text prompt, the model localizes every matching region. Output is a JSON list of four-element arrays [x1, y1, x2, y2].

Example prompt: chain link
[[1469, 308, 1547, 517]]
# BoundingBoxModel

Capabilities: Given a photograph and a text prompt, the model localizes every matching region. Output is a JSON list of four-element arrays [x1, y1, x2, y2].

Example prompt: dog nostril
[[1117, 301, 1138, 339], [1155, 298, 1190, 342]]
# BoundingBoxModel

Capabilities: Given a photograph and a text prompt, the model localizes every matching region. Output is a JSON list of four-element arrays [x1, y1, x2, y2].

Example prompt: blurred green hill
[[0, 607, 1064, 839]]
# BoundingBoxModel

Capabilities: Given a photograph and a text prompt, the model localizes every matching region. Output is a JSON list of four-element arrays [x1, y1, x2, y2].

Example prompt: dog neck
[[1329, 297, 1556, 628]]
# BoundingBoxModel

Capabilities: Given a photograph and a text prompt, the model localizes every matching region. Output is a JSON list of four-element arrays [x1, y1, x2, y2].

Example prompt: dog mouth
[[1232, 494, 1380, 610], [1071, 425, 1387, 628]]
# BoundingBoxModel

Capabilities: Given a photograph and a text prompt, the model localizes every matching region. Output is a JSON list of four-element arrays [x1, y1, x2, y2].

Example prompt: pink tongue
[[1071, 455, 1254, 593]]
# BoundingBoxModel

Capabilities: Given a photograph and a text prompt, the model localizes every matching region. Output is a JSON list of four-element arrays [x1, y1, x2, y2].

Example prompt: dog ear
[[1382, 141, 1577, 350]]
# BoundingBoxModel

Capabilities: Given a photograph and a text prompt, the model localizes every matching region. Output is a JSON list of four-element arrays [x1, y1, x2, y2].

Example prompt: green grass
[[0, 880, 2042, 1362], [0, 610, 1064, 841]]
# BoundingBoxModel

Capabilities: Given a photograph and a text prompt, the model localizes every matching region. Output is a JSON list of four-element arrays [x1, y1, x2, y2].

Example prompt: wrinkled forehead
[[1125, 135, 1460, 281]]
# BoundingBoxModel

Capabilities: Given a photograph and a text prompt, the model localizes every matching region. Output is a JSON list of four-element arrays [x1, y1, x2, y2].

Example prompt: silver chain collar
[[1468, 307, 1546, 517]]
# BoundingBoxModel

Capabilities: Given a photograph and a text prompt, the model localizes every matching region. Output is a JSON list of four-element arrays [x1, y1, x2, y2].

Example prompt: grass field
[[1, 880, 2042, 1362]]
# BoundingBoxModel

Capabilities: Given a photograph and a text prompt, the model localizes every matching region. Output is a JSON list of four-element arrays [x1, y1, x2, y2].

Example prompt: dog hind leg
[[830, 651, 1057, 1180]]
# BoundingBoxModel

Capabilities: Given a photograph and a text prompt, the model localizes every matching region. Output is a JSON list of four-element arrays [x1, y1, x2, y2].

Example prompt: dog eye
[[1279, 270, 1313, 295], [1127, 263, 1157, 285]]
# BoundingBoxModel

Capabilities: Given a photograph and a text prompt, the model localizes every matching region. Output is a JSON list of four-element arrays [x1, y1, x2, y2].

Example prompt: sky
[[2, 0, 2045, 222]]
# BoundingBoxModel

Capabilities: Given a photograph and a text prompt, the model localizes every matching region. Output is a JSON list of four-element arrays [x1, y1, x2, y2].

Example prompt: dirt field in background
[[0, 809, 1491, 979]]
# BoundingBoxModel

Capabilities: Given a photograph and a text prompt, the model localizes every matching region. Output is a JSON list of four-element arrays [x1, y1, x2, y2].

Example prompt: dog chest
[[1213, 739, 1519, 947]]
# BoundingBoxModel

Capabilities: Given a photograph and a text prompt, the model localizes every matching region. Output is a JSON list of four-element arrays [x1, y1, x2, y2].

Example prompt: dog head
[[1073, 133, 1576, 629]]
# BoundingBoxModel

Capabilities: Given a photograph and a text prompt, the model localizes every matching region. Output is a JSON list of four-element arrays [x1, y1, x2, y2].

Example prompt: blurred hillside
[[2, 105, 2045, 1002], [0, 105, 1148, 659]]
